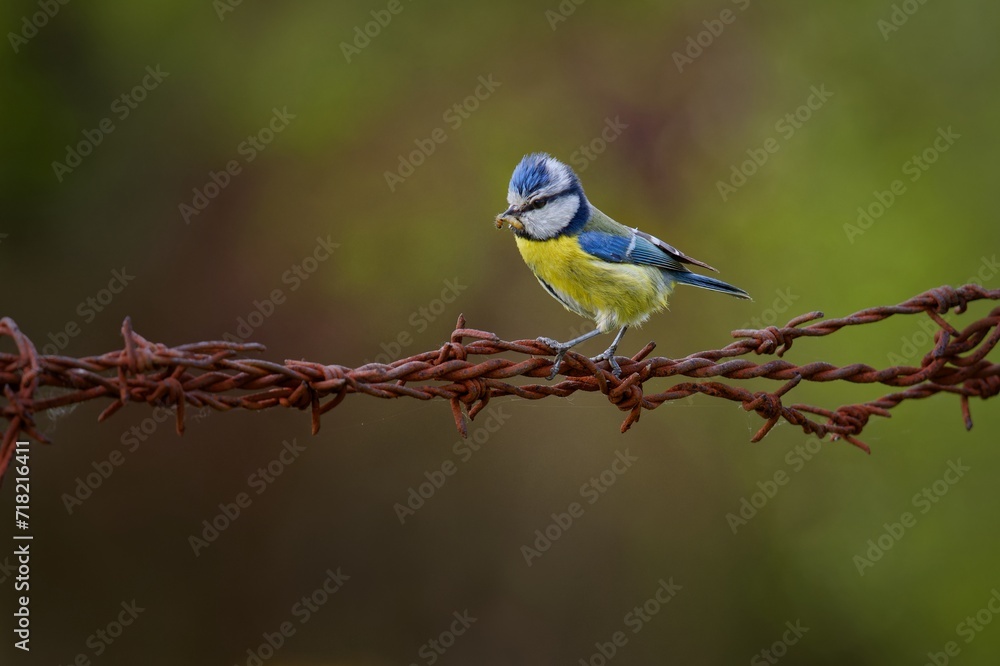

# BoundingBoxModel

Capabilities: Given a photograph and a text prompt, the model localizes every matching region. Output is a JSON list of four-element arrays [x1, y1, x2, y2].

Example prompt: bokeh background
[[3, 1, 1000, 663]]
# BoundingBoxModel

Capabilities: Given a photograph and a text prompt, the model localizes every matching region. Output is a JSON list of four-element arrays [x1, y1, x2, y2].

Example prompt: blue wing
[[577, 231, 689, 272], [577, 230, 750, 299]]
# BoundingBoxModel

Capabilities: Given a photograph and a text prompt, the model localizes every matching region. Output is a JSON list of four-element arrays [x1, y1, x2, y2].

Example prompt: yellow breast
[[514, 234, 672, 331]]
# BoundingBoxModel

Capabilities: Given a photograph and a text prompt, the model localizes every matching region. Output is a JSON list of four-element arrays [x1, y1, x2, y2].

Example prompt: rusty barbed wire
[[2, 283, 999, 481]]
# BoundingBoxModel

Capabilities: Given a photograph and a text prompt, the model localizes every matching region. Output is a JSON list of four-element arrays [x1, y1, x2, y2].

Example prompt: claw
[[535, 329, 606, 380], [591, 325, 630, 379], [591, 351, 623, 378], [538, 337, 570, 379], [547, 355, 565, 380]]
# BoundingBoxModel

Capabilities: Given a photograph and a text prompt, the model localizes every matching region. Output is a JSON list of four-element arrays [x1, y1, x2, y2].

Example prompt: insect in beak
[[495, 207, 523, 230]]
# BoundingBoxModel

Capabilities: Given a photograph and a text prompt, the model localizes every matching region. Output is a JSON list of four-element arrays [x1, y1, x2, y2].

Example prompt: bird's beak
[[495, 206, 524, 231]]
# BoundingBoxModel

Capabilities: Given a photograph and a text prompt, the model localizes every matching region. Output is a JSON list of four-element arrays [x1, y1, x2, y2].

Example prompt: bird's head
[[495, 153, 589, 240]]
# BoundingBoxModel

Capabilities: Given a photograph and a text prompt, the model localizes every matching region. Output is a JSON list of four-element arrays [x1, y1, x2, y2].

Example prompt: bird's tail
[[670, 271, 752, 300]]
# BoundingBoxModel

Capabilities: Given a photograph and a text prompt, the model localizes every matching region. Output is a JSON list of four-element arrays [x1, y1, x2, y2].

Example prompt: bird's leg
[[591, 326, 629, 378], [536, 328, 604, 380]]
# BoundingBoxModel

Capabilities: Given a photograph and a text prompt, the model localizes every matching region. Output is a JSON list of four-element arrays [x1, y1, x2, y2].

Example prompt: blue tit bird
[[495, 152, 751, 379]]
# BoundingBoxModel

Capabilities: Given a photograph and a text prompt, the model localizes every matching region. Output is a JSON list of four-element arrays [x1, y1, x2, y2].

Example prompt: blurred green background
[[2, 0, 999, 663]]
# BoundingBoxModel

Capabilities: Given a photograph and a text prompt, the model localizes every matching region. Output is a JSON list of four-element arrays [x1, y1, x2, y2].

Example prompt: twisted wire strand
[[2, 284, 998, 481]]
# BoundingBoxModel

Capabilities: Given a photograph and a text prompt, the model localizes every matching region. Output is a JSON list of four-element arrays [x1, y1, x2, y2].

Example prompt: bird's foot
[[536, 337, 573, 380], [591, 349, 623, 378]]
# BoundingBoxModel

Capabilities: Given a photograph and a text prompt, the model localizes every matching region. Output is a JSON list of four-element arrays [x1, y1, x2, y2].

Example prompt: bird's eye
[[525, 197, 549, 211]]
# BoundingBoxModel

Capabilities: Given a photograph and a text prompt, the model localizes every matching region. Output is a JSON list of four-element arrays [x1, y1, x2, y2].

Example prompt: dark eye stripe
[[524, 196, 550, 211]]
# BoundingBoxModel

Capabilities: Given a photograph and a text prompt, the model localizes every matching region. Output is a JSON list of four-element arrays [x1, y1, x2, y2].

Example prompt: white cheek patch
[[523, 194, 581, 239]]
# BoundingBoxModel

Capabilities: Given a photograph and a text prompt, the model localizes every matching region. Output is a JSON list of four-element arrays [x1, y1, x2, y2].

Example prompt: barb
[[2, 284, 999, 481]]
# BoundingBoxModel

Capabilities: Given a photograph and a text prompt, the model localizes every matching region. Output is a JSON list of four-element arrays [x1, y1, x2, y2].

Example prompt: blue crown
[[510, 152, 556, 197]]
